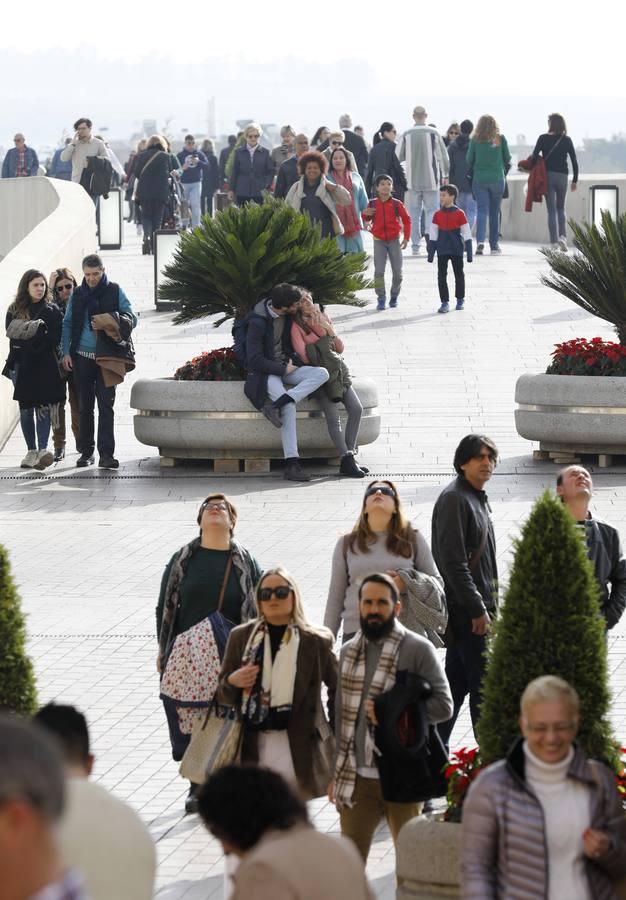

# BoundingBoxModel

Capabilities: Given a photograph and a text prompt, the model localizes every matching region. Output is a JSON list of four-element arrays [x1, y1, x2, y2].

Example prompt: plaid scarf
[[334, 619, 405, 809]]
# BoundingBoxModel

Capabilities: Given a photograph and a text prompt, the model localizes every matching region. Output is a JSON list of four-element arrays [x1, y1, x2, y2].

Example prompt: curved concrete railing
[[0, 178, 96, 450]]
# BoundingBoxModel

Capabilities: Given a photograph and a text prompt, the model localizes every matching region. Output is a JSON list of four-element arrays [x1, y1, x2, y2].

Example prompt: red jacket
[[366, 197, 411, 242], [519, 156, 548, 212]]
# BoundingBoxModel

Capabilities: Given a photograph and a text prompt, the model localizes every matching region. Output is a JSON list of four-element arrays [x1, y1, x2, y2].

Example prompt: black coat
[[374, 672, 448, 803], [275, 156, 299, 200], [202, 153, 219, 196], [134, 148, 176, 204], [244, 300, 296, 410], [219, 145, 233, 184], [4, 302, 65, 409], [342, 130, 369, 179], [365, 139, 407, 199], [230, 146, 274, 199], [447, 134, 472, 194], [582, 517, 626, 629]]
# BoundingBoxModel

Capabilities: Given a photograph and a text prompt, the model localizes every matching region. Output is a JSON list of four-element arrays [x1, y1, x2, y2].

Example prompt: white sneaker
[[20, 449, 39, 468], [411, 247, 420, 256], [558, 236, 568, 252], [34, 449, 54, 471], [136, 223, 143, 235]]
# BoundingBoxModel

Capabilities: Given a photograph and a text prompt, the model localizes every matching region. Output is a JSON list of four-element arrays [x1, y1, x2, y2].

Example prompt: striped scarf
[[334, 619, 404, 809]]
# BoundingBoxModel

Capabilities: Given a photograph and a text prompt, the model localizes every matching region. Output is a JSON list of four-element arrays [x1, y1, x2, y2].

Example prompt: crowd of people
[[2, 440, 625, 898]]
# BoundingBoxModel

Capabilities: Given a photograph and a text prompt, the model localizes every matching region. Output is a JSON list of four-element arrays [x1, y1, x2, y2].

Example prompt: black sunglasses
[[364, 486, 396, 499], [258, 585, 292, 601], [56, 283, 74, 291]]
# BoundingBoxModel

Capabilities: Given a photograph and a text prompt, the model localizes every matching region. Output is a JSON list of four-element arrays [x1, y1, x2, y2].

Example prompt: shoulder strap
[[217, 554, 234, 612], [139, 150, 163, 180], [543, 135, 564, 162]]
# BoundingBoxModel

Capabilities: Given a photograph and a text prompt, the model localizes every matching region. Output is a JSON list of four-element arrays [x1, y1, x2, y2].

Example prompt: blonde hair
[[244, 123, 262, 140], [472, 115, 500, 144], [328, 131, 345, 142], [256, 567, 332, 638], [147, 134, 167, 151], [521, 676, 580, 720]]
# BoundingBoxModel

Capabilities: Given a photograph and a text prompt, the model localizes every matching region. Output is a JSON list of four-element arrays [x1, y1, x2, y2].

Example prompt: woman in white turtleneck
[[461, 676, 626, 899]]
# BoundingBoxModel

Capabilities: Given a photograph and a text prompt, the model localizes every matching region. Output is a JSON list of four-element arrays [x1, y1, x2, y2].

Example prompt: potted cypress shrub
[[515, 211, 626, 463], [397, 492, 623, 898], [130, 199, 380, 467], [0, 544, 38, 715]]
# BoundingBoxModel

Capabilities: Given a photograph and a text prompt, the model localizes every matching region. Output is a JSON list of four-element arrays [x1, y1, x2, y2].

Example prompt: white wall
[[501, 173, 625, 244], [0, 178, 96, 451]]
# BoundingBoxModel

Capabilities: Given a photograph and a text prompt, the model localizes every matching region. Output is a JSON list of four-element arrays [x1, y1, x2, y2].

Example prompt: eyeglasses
[[202, 501, 228, 512], [14, 139, 24, 143], [56, 283, 74, 292], [365, 486, 396, 499], [247, 133, 260, 139], [331, 140, 344, 146], [258, 585, 292, 601], [525, 722, 576, 735]]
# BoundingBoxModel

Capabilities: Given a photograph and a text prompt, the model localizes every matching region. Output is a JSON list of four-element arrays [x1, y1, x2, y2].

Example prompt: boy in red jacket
[[362, 175, 411, 311], [428, 184, 472, 313]]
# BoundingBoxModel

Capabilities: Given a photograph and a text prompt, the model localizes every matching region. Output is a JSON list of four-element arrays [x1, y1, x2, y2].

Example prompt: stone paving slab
[[1, 224, 624, 898]]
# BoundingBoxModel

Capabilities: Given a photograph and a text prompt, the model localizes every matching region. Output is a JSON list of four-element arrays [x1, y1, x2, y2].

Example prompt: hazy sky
[[2, 0, 625, 149]]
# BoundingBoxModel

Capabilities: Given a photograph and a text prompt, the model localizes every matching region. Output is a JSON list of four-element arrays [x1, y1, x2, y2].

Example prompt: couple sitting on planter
[[242, 282, 366, 482]]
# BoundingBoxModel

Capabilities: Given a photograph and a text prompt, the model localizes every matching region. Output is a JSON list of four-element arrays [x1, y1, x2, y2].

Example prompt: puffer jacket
[[431, 475, 498, 626], [305, 334, 351, 401], [461, 739, 626, 899]]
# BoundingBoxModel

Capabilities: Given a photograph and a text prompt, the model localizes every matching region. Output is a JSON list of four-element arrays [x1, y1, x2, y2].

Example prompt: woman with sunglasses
[[364, 122, 407, 201], [444, 122, 461, 147], [156, 493, 262, 813], [219, 567, 337, 800], [49, 268, 80, 461], [324, 481, 443, 642]]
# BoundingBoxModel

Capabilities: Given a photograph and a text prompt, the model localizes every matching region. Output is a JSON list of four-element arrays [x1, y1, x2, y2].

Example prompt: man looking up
[[34, 703, 156, 900], [432, 434, 499, 749], [557, 465, 626, 630]]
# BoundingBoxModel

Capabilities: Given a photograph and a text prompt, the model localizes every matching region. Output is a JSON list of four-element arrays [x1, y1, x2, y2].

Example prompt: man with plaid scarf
[[329, 573, 452, 865]]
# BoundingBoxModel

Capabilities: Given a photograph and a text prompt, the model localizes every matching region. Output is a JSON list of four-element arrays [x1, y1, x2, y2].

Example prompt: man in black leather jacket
[[557, 465, 626, 630], [431, 434, 499, 749]]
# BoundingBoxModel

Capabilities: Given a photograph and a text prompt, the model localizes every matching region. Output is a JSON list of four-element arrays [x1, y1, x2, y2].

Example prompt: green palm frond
[[540, 210, 626, 343], [159, 198, 371, 325]]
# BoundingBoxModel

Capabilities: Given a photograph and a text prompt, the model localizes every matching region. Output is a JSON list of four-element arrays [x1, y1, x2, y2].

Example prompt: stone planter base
[[396, 817, 460, 899], [130, 376, 380, 468], [515, 374, 626, 466]]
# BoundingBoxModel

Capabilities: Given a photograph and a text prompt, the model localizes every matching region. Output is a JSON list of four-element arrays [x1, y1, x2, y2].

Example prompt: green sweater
[[156, 547, 260, 637], [466, 136, 511, 185]]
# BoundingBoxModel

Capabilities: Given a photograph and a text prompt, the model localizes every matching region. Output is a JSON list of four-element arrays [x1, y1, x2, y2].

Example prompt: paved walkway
[[1, 225, 624, 899]]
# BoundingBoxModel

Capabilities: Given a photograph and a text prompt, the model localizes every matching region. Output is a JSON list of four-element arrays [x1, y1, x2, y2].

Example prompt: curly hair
[[297, 150, 328, 176], [472, 115, 500, 144]]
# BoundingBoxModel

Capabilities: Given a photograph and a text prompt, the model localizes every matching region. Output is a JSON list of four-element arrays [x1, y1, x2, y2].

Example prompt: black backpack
[[232, 313, 253, 368], [80, 156, 113, 198]]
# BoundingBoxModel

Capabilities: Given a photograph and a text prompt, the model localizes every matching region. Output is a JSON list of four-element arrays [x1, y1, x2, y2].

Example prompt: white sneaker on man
[[20, 449, 39, 468], [558, 236, 568, 252], [34, 450, 54, 471]]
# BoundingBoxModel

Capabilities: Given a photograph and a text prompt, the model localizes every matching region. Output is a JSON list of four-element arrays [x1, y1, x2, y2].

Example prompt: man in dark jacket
[[177, 135, 208, 228], [244, 283, 328, 482], [274, 133, 309, 200], [338, 114, 368, 179], [556, 465, 626, 630], [447, 119, 476, 230], [431, 434, 499, 748], [61, 254, 137, 469], [219, 135, 237, 185], [228, 124, 274, 205], [331, 573, 452, 865]]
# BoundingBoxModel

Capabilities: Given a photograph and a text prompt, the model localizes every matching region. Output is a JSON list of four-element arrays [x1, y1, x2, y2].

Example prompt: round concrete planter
[[515, 373, 626, 461], [130, 376, 380, 466], [396, 817, 460, 898]]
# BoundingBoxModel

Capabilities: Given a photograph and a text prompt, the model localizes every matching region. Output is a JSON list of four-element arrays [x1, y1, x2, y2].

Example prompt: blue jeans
[[181, 180, 202, 227], [266, 366, 329, 459], [10, 370, 50, 450], [406, 189, 438, 250], [546, 171, 568, 243], [458, 191, 477, 231], [473, 180, 504, 248]]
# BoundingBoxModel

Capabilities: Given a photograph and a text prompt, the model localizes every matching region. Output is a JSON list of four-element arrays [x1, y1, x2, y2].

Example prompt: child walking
[[362, 175, 411, 311], [428, 184, 473, 313]]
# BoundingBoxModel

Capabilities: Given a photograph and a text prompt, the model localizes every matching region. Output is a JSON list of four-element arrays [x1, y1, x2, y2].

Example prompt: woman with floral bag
[[156, 492, 261, 813], [218, 567, 338, 800]]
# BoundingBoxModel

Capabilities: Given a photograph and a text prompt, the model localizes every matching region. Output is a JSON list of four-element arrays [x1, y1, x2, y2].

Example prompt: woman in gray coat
[[461, 676, 626, 899]]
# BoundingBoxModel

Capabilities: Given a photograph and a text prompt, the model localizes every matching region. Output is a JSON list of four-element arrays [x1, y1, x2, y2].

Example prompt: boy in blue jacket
[[428, 184, 473, 314]]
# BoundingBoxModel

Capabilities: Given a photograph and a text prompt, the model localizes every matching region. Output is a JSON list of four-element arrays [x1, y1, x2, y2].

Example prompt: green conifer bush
[[477, 492, 618, 769], [0, 544, 37, 715], [159, 198, 370, 325]]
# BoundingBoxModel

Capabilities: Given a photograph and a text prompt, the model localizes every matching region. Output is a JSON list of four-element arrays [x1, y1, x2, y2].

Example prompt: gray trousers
[[546, 171, 569, 243], [373, 238, 403, 299], [267, 366, 329, 458], [316, 386, 363, 456]]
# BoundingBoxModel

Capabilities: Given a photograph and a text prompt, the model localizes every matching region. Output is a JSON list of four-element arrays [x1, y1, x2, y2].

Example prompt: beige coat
[[285, 176, 351, 235], [61, 137, 108, 183], [231, 825, 374, 900]]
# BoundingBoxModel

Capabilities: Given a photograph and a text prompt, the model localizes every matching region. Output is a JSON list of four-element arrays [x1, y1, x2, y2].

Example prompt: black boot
[[142, 237, 151, 255], [339, 453, 366, 478], [284, 458, 312, 482], [185, 782, 200, 814]]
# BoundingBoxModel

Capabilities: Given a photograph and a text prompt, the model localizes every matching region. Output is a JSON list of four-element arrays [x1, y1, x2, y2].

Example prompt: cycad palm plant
[[541, 210, 626, 344], [160, 198, 370, 326]]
